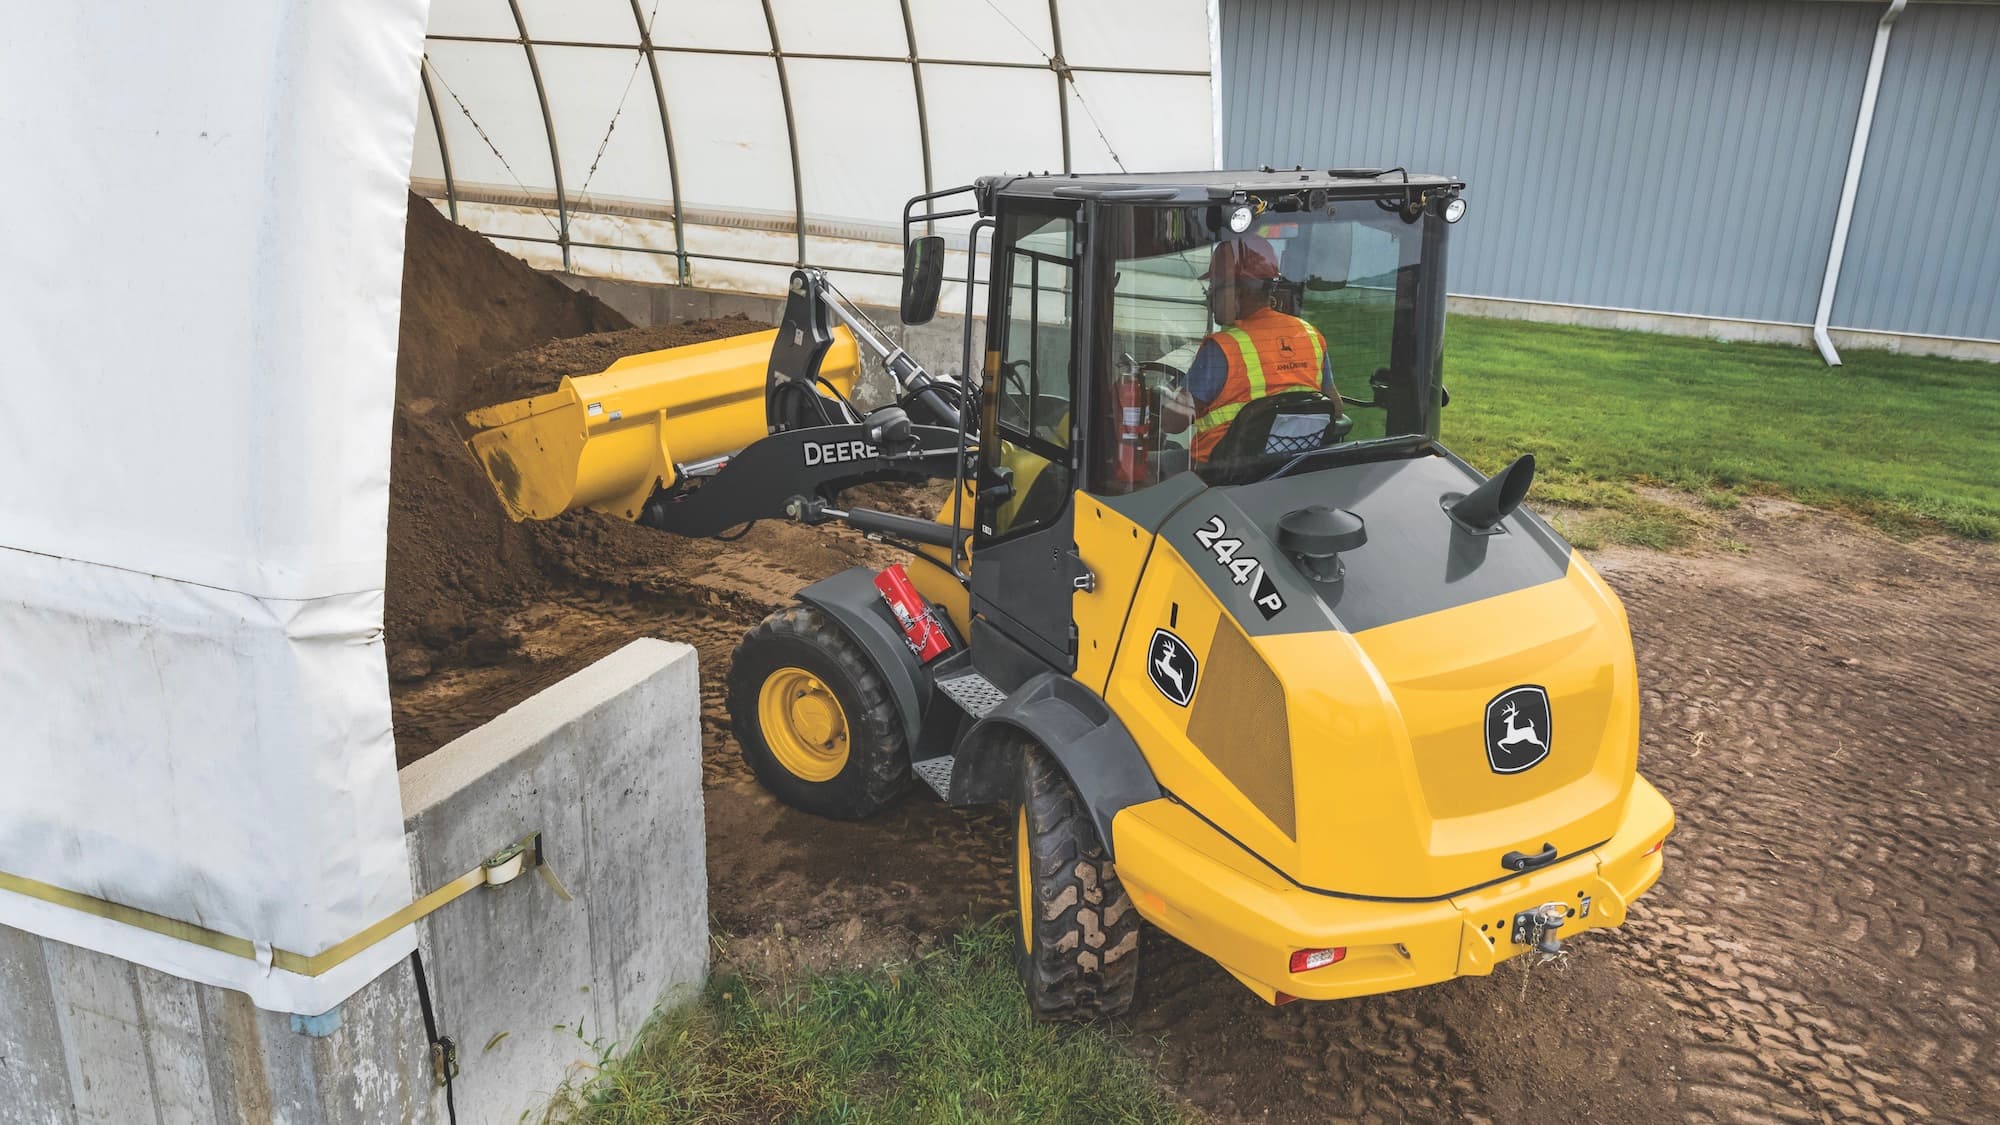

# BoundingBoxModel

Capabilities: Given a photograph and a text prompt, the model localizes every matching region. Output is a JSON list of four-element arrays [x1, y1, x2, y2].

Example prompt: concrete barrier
[[400, 637, 707, 1123], [0, 931, 439, 1124], [0, 638, 707, 1124]]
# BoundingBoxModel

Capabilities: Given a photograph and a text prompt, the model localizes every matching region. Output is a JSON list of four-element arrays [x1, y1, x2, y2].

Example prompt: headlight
[[1228, 204, 1254, 232], [1442, 197, 1467, 223]]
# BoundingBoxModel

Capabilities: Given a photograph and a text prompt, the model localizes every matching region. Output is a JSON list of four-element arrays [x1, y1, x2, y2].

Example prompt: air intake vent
[[1187, 620, 1295, 838]]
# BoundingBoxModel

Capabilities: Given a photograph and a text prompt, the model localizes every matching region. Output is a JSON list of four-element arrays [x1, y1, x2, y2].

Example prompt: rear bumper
[[1111, 776, 1674, 1003]]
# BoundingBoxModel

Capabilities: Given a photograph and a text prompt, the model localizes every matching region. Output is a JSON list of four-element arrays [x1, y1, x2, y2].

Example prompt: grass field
[[1438, 317, 2000, 546], [546, 925, 1185, 1124]]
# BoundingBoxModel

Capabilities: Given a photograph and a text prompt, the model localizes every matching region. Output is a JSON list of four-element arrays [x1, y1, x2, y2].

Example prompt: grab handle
[[1501, 843, 1558, 873]]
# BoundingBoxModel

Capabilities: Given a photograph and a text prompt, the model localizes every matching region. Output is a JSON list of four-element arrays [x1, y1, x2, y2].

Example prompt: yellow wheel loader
[[463, 170, 1674, 1019]]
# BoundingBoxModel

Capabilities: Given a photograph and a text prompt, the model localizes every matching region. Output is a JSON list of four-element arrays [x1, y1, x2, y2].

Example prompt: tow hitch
[[1511, 901, 1572, 954]]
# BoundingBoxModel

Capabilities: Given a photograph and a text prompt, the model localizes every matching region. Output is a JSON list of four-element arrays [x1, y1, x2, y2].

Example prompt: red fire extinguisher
[[1112, 370, 1149, 487], [873, 564, 954, 663]]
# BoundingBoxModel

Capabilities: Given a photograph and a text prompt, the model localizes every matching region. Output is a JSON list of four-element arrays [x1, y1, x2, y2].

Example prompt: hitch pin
[[1533, 901, 1568, 955]]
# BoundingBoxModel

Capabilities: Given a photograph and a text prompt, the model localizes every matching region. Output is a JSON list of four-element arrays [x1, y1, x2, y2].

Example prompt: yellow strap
[[0, 832, 549, 978], [1191, 400, 1245, 434], [1222, 325, 1266, 397]]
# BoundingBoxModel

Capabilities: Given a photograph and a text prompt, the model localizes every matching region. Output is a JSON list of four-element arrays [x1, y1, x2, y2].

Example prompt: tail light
[[1289, 947, 1345, 974]]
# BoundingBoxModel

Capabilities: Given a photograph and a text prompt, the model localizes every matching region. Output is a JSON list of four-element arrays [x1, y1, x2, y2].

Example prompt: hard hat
[[1200, 235, 1281, 282]]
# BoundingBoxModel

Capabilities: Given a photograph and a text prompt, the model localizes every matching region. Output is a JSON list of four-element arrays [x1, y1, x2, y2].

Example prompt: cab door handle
[[1502, 843, 1558, 872]]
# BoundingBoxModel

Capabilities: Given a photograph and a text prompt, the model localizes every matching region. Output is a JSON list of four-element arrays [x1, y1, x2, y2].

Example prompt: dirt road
[[396, 485, 1997, 1122], [691, 501, 1995, 1124]]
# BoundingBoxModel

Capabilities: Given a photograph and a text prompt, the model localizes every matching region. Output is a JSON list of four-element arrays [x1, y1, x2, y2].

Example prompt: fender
[[950, 673, 1162, 857], [794, 567, 927, 750]]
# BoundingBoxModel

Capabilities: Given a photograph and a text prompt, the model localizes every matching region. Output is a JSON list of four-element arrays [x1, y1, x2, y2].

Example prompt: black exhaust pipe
[[1444, 454, 1535, 534]]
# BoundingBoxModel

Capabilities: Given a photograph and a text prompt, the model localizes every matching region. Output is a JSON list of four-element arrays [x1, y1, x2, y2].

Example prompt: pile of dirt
[[385, 195, 812, 757], [386, 195, 622, 675]]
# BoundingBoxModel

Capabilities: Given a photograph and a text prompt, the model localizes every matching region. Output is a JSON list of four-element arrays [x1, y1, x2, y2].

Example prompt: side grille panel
[[1187, 620, 1296, 838]]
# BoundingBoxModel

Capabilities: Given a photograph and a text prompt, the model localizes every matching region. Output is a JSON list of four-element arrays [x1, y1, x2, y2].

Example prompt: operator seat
[[1205, 390, 1350, 480]]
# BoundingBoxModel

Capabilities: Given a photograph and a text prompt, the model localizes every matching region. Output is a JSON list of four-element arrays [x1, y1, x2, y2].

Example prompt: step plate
[[911, 755, 955, 799], [936, 671, 1006, 719]]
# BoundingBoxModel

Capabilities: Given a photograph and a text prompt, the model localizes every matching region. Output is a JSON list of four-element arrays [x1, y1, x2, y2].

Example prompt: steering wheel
[[1001, 358, 1033, 400]]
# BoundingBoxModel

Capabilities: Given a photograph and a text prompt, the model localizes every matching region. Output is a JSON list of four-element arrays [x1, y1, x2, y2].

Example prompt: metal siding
[[1222, 0, 1886, 325], [1834, 4, 2000, 339]]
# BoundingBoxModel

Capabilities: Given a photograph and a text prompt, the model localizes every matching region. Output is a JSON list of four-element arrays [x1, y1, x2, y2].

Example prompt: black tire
[[1012, 743, 1141, 1020], [728, 604, 910, 819]]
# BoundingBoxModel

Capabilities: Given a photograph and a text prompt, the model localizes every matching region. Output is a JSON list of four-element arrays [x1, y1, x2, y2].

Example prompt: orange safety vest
[[1190, 307, 1330, 462]]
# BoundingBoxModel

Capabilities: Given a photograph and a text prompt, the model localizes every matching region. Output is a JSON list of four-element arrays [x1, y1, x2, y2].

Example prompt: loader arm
[[462, 268, 971, 538]]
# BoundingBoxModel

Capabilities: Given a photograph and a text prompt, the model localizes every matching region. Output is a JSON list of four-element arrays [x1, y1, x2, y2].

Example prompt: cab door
[[970, 203, 1084, 674]]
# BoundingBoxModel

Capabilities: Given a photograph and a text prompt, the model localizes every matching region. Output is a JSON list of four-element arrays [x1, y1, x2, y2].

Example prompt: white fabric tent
[[0, 3, 428, 1013], [412, 0, 1222, 306], [0, 0, 1215, 1018]]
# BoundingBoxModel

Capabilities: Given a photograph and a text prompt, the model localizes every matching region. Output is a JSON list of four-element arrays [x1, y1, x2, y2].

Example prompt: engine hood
[[1100, 451, 1640, 898]]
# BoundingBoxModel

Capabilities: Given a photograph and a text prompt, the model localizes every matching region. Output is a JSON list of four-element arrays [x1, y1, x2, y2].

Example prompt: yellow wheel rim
[[1016, 806, 1034, 948], [757, 666, 850, 783]]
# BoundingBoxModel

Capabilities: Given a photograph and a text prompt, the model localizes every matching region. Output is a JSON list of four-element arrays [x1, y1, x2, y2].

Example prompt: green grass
[[544, 924, 1186, 1124], [1437, 316, 2000, 544]]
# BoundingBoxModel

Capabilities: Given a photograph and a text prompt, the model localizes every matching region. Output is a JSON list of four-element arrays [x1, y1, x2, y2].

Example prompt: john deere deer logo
[[1148, 629, 1198, 707], [1485, 686, 1552, 773], [1496, 701, 1545, 751]]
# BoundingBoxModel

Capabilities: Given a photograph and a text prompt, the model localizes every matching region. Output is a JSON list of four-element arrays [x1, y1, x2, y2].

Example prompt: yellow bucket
[[463, 327, 860, 522]]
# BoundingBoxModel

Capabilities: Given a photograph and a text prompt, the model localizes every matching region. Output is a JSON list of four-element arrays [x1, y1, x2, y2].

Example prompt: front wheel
[[728, 605, 910, 819], [1013, 743, 1140, 1020]]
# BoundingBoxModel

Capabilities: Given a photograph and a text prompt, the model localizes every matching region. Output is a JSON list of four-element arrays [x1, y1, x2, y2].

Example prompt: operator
[[1164, 234, 1340, 463]]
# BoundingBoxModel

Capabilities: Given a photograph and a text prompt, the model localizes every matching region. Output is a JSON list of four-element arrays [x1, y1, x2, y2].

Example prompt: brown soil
[[698, 502, 2000, 1124], [390, 200, 2000, 1120], [385, 195, 819, 762]]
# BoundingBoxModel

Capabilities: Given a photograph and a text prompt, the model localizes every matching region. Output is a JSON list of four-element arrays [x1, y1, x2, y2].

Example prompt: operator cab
[[902, 169, 1465, 668]]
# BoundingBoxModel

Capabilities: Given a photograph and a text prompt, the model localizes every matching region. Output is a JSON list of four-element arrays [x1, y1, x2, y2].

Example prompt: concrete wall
[[570, 270, 2000, 373], [0, 930, 440, 1125], [400, 638, 707, 1124], [0, 638, 707, 1124]]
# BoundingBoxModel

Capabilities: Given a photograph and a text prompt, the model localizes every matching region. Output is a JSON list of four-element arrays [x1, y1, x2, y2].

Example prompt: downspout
[[1207, 0, 1224, 169], [1814, 0, 1907, 366]]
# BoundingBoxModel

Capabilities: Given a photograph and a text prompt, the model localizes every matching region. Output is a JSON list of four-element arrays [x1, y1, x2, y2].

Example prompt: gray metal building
[[1221, 0, 2000, 356]]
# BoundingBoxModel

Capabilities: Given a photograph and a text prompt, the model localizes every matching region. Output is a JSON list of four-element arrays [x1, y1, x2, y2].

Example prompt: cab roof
[[980, 167, 1464, 207]]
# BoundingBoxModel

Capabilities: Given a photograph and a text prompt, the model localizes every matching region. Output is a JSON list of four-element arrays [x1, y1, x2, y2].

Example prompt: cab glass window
[[986, 210, 1075, 537], [1095, 202, 1443, 491]]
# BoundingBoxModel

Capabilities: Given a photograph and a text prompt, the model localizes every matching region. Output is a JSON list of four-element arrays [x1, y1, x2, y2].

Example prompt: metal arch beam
[[1047, 0, 1072, 173], [897, 0, 936, 232], [424, 34, 1207, 75], [507, 0, 570, 270], [759, 0, 810, 267], [419, 59, 459, 223], [628, 0, 690, 285]]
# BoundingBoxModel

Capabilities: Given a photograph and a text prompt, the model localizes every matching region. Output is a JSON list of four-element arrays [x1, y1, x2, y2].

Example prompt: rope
[[426, 56, 562, 237]]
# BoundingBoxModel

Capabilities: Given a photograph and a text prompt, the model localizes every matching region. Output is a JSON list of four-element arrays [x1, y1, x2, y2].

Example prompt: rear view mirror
[[901, 235, 945, 325]]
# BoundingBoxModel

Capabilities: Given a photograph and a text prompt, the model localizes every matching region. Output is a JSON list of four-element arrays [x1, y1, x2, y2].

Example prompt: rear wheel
[[1013, 744, 1140, 1020], [729, 605, 909, 819]]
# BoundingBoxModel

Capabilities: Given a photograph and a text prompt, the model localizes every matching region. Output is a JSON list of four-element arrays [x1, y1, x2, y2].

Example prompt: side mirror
[[900, 235, 945, 325]]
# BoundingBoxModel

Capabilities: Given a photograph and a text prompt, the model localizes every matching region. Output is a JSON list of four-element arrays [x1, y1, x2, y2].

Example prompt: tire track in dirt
[[396, 475, 1999, 1121]]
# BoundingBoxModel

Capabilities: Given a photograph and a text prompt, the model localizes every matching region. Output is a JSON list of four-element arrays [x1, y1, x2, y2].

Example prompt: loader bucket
[[462, 327, 860, 523]]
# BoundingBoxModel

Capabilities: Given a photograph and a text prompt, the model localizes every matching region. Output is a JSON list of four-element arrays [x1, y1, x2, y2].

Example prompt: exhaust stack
[[1443, 453, 1535, 534]]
